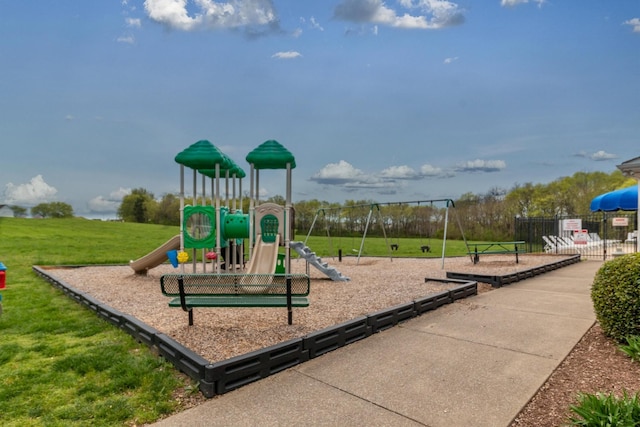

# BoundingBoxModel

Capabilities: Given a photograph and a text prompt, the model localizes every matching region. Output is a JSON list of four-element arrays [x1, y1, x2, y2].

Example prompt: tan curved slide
[[240, 234, 280, 292], [130, 235, 181, 274], [245, 234, 280, 275]]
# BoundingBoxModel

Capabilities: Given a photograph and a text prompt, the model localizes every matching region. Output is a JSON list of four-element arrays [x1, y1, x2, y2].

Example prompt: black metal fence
[[515, 212, 638, 260]]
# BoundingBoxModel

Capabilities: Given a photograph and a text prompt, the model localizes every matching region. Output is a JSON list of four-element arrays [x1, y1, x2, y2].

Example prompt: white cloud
[[379, 165, 420, 179], [143, 0, 202, 31], [310, 161, 405, 195], [574, 150, 618, 161], [419, 163, 449, 176], [443, 56, 458, 64], [624, 18, 640, 33], [455, 159, 506, 172], [310, 160, 367, 184], [312, 161, 457, 195], [119, 3, 141, 44], [3, 175, 58, 205], [143, 0, 279, 32], [309, 16, 324, 31], [500, 0, 545, 8], [258, 187, 269, 198], [126, 17, 142, 28], [88, 187, 131, 213], [87, 197, 119, 213], [117, 35, 135, 44], [590, 150, 617, 161], [334, 0, 464, 30], [343, 179, 401, 192], [399, 0, 465, 26], [271, 51, 302, 59]]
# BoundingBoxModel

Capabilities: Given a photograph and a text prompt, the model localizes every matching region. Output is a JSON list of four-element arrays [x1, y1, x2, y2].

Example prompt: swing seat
[[390, 244, 399, 251], [421, 245, 431, 253]]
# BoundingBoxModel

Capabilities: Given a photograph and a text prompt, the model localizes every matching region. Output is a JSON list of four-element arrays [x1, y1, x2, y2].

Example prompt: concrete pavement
[[153, 259, 602, 427]]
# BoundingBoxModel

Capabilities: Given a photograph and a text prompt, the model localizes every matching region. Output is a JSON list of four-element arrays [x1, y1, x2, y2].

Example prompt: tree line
[[117, 170, 634, 241], [4, 202, 75, 218]]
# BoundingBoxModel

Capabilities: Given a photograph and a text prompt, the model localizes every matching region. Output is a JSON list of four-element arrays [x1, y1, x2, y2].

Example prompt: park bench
[[160, 273, 310, 326], [467, 241, 526, 264]]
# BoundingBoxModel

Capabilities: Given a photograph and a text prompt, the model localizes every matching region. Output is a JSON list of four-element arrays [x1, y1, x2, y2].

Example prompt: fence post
[[603, 212, 608, 261]]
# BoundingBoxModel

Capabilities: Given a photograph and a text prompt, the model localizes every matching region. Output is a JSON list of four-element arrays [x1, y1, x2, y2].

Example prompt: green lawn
[[0, 217, 475, 426], [0, 218, 195, 427]]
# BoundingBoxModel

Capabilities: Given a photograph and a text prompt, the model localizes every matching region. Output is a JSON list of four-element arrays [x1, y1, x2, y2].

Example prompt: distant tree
[[504, 171, 630, 218], [342, 200, 375, 236], [31, 202, 74, 218], [10, 205, 28, 218], [563, 170, 631, 215], [118, 188, 156, 223], [504, 182, 540, 218], [265, 195, 286, 205], [291, 199, 325, 236], [153, 193, 180, 225], [117, 169, 630, 235], [454, 191, 510, 240]]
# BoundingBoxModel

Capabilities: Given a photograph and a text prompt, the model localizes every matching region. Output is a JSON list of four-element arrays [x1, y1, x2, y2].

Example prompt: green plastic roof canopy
[[246, 139, 296, 170], [200, 156, 246, 179], [221, 155, 246, 178], [174, 140, 230, 170]]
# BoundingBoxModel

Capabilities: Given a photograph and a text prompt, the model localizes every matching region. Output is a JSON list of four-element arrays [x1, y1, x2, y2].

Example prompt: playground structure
[[304, 199, 467, 268], [128, 139, 467, 277], [130, 139, 288, 276], [130, 139, 348, 281]]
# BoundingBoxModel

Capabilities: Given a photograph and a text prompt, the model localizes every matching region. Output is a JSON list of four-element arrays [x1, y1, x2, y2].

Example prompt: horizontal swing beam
[[314, 199, 455, 213]]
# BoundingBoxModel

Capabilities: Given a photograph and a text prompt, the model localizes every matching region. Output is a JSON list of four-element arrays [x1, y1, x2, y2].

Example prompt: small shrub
[[619, 335, 640, 362], [568, 391, 640, 426], [591, 253, 640, 343]]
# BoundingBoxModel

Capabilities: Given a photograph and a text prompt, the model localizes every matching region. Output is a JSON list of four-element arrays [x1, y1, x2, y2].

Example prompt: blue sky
[[1, 0, 638, 218]]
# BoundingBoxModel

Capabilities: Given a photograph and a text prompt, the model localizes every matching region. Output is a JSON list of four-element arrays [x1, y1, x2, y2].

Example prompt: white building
[[0, 205, 14, 217]]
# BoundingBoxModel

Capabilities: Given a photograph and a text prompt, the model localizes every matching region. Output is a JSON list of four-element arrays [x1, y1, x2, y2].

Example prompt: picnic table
[[467, 241, 526, 264]]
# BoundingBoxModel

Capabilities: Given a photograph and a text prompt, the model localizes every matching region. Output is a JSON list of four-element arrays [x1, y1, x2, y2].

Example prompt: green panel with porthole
[[183, 206, 217, 249]]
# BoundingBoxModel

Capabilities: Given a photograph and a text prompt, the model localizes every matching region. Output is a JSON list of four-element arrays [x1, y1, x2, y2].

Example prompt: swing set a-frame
[[303, 199, 468, 268]]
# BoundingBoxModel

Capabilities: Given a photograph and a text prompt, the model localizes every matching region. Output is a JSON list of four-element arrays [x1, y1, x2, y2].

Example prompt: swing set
[[304, 199, 468, 268]]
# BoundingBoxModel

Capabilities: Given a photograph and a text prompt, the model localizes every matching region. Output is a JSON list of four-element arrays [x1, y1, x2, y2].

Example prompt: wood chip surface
[[45, 254, 569, 363]]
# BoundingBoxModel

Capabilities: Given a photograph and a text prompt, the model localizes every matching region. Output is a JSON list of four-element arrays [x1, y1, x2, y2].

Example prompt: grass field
[[0, 217, 474, 426], [0, 218, 189, 427]]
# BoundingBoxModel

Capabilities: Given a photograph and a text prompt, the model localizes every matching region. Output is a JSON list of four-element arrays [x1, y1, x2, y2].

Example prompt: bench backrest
[[160, 273, 310, 297]]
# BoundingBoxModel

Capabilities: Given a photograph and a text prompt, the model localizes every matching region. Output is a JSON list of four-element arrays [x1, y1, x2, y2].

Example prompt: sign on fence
[[573, 229, 589, 245], [562, 218, 582, 231], [612, 217, 629, 227]]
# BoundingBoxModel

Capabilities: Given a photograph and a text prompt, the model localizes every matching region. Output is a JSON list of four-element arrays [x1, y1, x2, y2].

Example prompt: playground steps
[[290, 241, 350, 282]]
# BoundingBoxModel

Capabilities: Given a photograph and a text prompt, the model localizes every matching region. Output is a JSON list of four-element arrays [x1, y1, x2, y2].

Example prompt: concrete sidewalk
[[153, 260, 602, 427]]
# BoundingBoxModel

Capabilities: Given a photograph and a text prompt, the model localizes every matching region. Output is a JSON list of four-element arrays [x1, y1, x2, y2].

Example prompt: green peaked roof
[[246, 139, 296, 170], [200, 156, 246, 179], [174, 140, 229, 170]]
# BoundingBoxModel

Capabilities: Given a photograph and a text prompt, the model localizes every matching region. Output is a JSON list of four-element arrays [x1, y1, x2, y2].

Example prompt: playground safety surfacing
[[33, 254, 580, 398]]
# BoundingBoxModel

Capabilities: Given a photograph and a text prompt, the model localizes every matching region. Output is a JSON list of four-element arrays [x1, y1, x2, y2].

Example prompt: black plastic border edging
[[445, 254, 581, 287], [32, 266, 480, 397]]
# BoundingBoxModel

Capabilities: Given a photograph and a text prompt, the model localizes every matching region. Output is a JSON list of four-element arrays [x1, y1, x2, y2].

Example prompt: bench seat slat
[[168, 295, 310, 308], [160, 274, 310, 297], [161, 287, 310, 297], [466, 250, 527, 255]]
